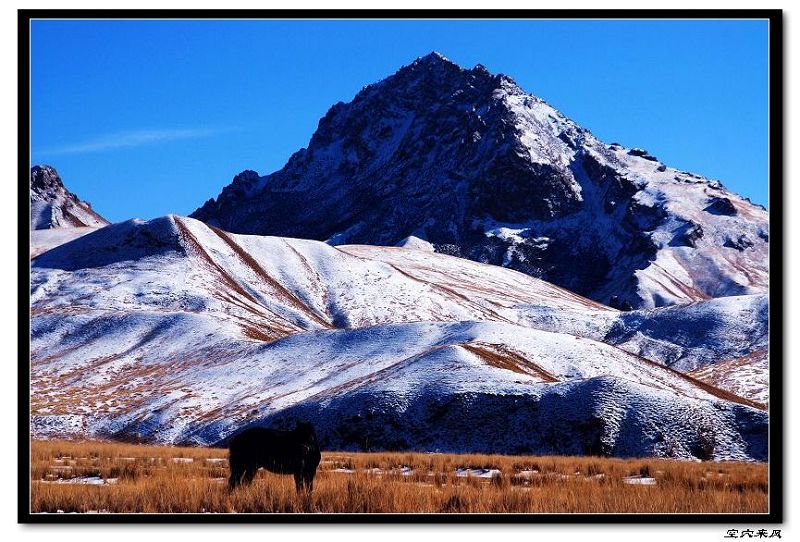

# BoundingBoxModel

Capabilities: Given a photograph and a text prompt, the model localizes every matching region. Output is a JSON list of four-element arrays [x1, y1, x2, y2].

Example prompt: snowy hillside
[[31, 215, 612, 343], [30, 216, 767, 459], [513, 294, 769, 399], [192, 52, 768, 310], [689, 349, 769, 406], [30, 227, 102, 259], [30, 165, 109, 230]]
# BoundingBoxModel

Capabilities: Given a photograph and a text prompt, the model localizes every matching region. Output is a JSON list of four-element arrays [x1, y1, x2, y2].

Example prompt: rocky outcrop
[[704, 196, 738, 216]]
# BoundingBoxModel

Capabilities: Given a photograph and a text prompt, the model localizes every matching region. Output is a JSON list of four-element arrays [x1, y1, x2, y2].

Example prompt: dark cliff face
[[194, 54, 582, 241], [191, 52, 769, 309]]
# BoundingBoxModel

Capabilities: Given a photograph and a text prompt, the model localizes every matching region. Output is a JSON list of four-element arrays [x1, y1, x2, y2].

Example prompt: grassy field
[[29, 440, 768, 514]]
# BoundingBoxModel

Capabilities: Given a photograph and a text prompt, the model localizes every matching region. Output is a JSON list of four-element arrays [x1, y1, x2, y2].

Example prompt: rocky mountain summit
[[192, 52, 768, 309], [30, 165, 109, 230]]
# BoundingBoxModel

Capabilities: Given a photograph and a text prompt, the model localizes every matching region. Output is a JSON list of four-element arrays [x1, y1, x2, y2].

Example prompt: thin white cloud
[[35, 127, 225, 155]]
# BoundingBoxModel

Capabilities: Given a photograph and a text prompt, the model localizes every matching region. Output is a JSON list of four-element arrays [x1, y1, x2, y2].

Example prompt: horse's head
[[295, 421, 320, 463], [294, 420, 317, 440]]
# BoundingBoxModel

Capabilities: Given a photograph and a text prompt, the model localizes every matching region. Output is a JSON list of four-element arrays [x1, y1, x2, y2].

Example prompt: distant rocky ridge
[[192, 52, 769, 310], [30, 165, 109, 230]]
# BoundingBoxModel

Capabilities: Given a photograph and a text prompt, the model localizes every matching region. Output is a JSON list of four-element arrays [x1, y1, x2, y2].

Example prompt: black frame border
[[18, 8, 784, 524]]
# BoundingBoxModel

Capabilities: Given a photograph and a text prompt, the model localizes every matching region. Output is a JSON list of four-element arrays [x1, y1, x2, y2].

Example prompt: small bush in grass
[[490, 472, 507, 489], [440, 494, 466, 513], [586, 462, 603, 476]]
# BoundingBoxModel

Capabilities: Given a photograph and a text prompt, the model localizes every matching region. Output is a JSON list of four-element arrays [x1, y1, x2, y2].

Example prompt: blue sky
[[30, 19, 769, 222]]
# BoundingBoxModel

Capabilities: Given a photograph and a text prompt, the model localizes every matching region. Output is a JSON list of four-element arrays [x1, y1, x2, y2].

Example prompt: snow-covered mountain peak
[[192, 55, 767, 310], [413, 50, 454, 65], [30, 165, 109, 230]]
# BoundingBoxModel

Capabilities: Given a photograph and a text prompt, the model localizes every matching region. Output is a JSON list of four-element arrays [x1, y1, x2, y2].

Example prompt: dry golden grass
[[29, 440, 768, 514]]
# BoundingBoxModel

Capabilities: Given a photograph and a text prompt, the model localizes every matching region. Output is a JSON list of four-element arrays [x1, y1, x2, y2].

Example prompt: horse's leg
[[228, 457, 244, 490], [304, 471, 315, 493], [294, 469, 314, 513], [242, 463, 257, 485], [294, 466, 315, 493]]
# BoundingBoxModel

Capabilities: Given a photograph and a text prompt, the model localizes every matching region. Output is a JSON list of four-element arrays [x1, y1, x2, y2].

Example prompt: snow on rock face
[[30, 216, 767, 459], [30, 165, 110, 230], [190, 53, 768, 310], [603, 295, 769, 373], [395, 235, 435, 252]]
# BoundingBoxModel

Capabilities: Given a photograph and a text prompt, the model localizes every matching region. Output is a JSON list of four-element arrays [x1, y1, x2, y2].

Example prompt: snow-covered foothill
[[30, 216, 768, 459]]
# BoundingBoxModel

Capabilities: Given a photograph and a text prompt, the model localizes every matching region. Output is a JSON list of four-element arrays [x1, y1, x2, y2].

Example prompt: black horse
[[228, 421, 321, 493]]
